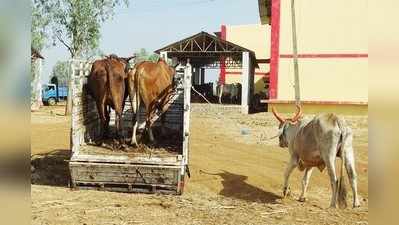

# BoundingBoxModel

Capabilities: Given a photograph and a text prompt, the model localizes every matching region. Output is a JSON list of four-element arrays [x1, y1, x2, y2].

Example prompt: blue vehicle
[[42, 84, 68, 106]]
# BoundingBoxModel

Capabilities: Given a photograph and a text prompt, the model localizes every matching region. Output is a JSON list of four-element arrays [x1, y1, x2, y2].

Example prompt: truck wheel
[[48, 98, 57, 106]]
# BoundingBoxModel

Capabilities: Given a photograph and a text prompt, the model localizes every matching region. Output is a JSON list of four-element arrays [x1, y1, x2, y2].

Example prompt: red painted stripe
[[219, 25, 227, 85], [269, 0, 281, 99], [280, 54, 368, 58], [262, 99, 368, 105], [226, 71, 269, 77]]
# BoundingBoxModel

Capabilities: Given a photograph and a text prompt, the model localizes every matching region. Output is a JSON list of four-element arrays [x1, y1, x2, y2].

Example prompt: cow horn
[[122, 55, 136, 62], [269, 127, 284, 139], [271, 106, 285, 123], [291, 104, 303, 122]]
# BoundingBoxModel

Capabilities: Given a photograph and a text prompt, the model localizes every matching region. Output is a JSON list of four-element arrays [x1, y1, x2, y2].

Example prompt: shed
[[155, 31, 258, 114]]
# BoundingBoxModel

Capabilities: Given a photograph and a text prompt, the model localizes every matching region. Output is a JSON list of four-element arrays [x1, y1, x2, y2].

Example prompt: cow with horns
[[270, 105, 360, 208]]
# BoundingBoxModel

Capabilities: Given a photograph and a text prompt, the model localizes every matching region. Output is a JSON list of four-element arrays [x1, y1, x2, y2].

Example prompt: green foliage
[[148, 54, 160, 62], [36, 0, 129, 58], [31, 0, 51, 51], [51, 61, 70, 86], [134, 48, 159, 63]]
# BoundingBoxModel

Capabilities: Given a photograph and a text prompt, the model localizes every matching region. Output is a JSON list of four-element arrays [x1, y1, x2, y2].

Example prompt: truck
[[68, 59, 192, 194], [42, 83, 68, 105]]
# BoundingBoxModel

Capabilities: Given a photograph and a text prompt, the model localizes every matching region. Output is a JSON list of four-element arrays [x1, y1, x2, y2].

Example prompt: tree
[[31, 0, 51, 51], [148, 53, 160, 62], [40, 0, 130, 59], [35, 0, 130, 114], [135, 48, 159, 63], [31, 0, 52, 110], [50, 61, 70, 87]]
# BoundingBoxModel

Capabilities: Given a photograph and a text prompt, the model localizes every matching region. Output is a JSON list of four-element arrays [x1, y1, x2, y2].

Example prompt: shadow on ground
[[31, 149, 71, 186], [201, 170, 281, 204]]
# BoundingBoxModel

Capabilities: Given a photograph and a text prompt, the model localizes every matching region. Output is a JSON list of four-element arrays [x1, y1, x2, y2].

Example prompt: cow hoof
[[120, 144, 129, 151], [130, 141, 138, 147], [299, 197, 307, 202], [283, 187, 291, 198], [353, 203, 361, 208]]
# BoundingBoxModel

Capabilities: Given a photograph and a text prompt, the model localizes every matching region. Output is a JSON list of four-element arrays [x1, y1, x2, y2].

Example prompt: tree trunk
[[31, 59, 43, 111]]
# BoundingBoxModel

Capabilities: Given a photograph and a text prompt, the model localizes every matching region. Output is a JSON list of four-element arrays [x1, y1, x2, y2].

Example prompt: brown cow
[[87, 54, 135, 145], [128, 58, 176, 146]]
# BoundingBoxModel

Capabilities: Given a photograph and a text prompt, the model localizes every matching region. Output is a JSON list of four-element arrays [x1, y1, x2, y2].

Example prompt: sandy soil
[[31, 104, 368, 225]]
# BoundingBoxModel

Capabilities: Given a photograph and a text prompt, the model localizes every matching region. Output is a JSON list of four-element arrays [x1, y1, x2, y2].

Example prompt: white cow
[[270, 105, 360, 208]]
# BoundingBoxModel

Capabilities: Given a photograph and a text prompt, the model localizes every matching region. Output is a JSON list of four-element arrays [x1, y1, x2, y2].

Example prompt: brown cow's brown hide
[[87, 56, 131, 141], [128, 58, 175, 144], [129, 59, 175, 120]]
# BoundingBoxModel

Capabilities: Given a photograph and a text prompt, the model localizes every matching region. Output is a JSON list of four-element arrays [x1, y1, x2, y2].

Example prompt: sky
[[41, 0, 261, 83]]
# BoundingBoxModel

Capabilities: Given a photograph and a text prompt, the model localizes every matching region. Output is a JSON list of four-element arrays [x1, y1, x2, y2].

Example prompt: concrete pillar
[[200, 68, 205, 84], [160, 51, 168, 60], [241, 52, 251, 114]]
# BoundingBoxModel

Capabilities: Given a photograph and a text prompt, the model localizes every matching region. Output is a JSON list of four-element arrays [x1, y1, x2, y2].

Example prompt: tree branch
[[55, 32, 74, 58], [93, 0, 108, 20]]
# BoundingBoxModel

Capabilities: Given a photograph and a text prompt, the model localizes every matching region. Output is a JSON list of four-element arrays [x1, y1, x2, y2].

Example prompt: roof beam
[[193, 39, 203, 51], [204, 39, 215, 51]]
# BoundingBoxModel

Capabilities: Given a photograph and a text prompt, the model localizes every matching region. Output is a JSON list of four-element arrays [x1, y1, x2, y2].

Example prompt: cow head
[[270, 105, 303, 148], [107, 54, 136, 73]]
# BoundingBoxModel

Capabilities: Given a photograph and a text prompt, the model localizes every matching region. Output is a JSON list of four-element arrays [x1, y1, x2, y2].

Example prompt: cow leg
[[345, 147, 361, 208], [104, 105, 111, 138], [283, 155, 298, 197], [160, 113, 167, 137], [299, 167, 313, 202], [146, 119, 155, 143], [95, 100, 108, 142], [131, 94, 140, 147], [145, 106, 156, 144], [115, 111, 123, 143], [218, 85, 223, 104], [325, 156, 338, 208]]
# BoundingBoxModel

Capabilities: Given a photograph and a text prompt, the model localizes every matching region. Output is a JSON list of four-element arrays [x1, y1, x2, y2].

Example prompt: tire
[[48, 97, 57, 106]]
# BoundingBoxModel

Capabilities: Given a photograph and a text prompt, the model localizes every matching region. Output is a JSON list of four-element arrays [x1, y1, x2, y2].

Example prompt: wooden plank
[[69, 161, 182, 194], [74, 184, 178, 194], [182, 63, 192, 174], [71, 154, 182, 165], [70, 162, 180, 185]]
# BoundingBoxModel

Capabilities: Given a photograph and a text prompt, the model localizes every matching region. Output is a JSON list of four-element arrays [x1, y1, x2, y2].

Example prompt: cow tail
[[128, 67, 137, 113], [134, 67, 141, 121], [104, 59, 116, 105], [337, 118, 348, 209]]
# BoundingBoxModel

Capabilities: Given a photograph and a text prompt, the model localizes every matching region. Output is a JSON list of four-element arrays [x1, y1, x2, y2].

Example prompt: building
[[220, 0, 367, 114], [262, 0, 368, 114], [219, 24, 271, 96]]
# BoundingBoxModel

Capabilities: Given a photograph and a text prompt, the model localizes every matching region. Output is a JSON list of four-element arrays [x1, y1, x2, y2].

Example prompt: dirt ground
[[31, 104, 368, 225]]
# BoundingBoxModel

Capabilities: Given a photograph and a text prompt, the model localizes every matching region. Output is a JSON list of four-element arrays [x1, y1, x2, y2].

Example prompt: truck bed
[[69, 60, 190, 194]]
